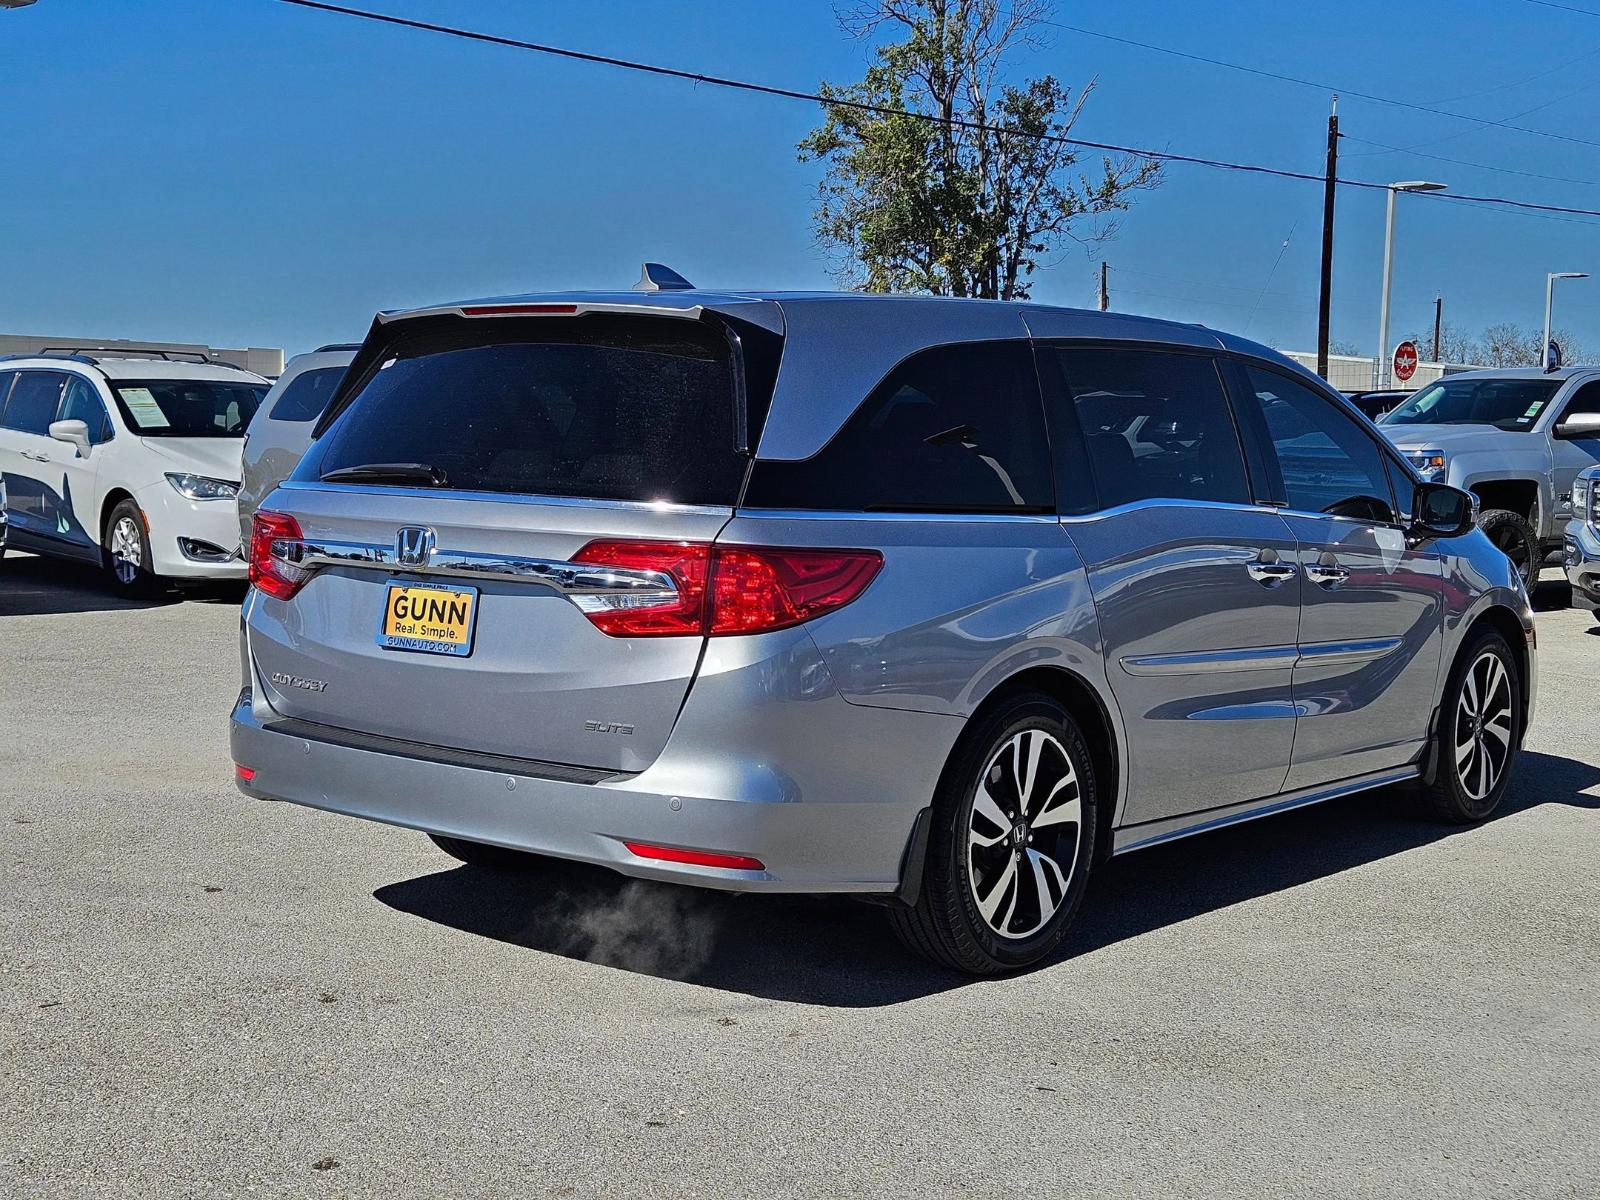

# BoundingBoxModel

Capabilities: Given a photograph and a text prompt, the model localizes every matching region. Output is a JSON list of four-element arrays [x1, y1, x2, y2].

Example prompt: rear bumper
[[1565, 520, 1600, 602], [229, 630, 965, 894]]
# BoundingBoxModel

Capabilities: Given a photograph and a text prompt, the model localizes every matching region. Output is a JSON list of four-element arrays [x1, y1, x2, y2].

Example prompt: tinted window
[[270, 366, 348, 423], [108, 379, 264, 437], [0, 371, 16, 418], [1, 372, 67, 436], [1047, 347, 1249, 508], [316, 317, 750, 505], [1561, 379, 1600, 419], [1382, 377, 1559, 431], [58, 377, 113, 443], [742, 341, 1052, 513], [1245, 365, 1397, 522]]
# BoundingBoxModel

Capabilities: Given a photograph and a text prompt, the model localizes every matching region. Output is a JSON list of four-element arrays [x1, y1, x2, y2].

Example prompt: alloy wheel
[[111, 516, 143, 585], [966, 729, 1083, 940], [1454, 650, 1514, 802]]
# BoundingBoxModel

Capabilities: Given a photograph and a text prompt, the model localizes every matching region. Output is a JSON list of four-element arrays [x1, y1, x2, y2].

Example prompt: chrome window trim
[[732, 507, 1060, 525], [1056, 496, 1288, 524], [267, 537, 677, 597]]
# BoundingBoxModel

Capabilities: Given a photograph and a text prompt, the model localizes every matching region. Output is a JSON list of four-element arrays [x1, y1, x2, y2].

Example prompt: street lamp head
[[1391, 180, 1448, 193], [1550, 272, 1590, 281]]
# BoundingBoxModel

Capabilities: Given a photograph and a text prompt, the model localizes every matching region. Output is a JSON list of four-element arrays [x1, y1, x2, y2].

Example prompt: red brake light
[[624, 842, 765, 871], [571, 540, 882, 638], [234, 763, 256, 783], [460, 303, 578, 316], [249, 510, 307, 600], [709, 547, 883, 635]]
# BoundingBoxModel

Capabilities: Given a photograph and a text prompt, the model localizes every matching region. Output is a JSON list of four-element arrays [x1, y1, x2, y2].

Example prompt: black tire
[[428, 833, 541, 871], [1477, 508, 1539, 589], [887, 692, 1098, 975], [103, 499, 161, 596], [1416, 629, 1523, 823]]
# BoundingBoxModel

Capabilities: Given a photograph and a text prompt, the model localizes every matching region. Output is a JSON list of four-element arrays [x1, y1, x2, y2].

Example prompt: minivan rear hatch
[[244, 304, 782, 774]]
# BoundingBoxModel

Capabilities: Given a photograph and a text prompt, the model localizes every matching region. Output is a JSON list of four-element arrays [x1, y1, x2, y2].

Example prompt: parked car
[[0, 349, 269, 592], [237, 345, 359, 545], [1565, 464, 1600, 622], [230, 281, 1534, 975], [1344, 389, 1410, 421], [1378, 368, 1600, 586]]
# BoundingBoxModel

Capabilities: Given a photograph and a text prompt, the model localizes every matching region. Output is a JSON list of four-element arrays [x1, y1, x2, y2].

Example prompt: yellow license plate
[[378, 582, 479, 657]]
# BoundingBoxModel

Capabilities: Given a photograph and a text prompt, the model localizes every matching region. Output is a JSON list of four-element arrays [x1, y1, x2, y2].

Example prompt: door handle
[[20, 451, 49, 463], [1247, 550, 1298, 587], [1306, 562, 1351, 588]]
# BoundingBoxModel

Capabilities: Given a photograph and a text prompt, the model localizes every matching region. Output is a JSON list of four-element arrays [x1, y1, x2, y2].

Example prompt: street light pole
[[1374, 180, 1447, 388], [1543, 271, 1588, 369]]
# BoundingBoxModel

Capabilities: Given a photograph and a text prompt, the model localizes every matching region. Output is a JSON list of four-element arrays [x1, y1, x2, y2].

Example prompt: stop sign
[[1393, 340, 1419, 383]]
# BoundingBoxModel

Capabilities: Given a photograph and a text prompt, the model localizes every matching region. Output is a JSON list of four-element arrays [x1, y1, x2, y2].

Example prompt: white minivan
[[0, 349, 269, 593]]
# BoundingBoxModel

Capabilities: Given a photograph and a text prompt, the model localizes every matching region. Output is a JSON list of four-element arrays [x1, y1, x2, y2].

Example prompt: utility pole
[[1316, 95, 1339, 380], [1098, 261, 1109, 312], [1432, 295, 1442, 362]]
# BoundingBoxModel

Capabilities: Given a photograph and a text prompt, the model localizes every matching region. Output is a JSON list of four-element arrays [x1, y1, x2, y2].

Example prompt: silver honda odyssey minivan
[[231, 277, 1535, 974]]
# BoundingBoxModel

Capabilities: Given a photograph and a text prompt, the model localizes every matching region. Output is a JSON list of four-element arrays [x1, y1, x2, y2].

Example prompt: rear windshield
[[110, 379, 266, 437], [269, 365, 348, 423], [1381, 377, 1560, 431], [313, 316, 756, 506]]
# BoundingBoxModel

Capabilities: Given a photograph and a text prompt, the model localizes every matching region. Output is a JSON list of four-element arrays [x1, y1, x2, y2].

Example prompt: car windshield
[[1380, 377, 1560, 431], [110, 379, 266, 437]]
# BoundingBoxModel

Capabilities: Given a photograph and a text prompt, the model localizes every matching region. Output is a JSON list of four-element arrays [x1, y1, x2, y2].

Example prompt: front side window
[[109, 379, 265, 437], [57, 377, 113, 443], [1, 372, 67, 436], [1382, 377, 1559, 431], [1244, 365, 1397, 522], [1047, 347, 1249, 508], [270, 366, 348, 423], [1558, 379, 1600, 421], [742, 341, 1052, 513]]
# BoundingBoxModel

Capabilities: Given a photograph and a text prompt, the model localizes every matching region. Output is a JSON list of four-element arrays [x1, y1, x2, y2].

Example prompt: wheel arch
[[1460, 604, 1533, 738], [99, 487, 138, 546], [963, 665, 1122, 865]]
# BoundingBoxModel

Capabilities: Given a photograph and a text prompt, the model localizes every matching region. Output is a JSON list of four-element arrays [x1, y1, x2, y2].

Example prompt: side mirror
[[1411, 482, 1475, 539], [1553, 412, 1600, 440], [48, 419, 90, 456]]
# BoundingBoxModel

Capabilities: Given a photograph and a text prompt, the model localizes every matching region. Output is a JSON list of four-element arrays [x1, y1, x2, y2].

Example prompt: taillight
[[624, 842, 765, 871], [708, 546, 883, 635], [571, 540, 882, 637], [570, 540, 711, 636], [249, 510, 308, 600]]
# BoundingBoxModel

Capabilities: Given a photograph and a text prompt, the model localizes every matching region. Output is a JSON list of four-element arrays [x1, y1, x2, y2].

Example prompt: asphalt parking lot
[[2, 553, 1597, 1199]]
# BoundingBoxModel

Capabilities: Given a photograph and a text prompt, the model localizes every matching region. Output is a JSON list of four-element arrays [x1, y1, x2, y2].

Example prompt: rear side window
[[315, 317, 755, 506], [270, 366, 348, 423], [1, 372, 67, 436], [1046, 347, 1250, 508], [742, 341, 1052, 513]]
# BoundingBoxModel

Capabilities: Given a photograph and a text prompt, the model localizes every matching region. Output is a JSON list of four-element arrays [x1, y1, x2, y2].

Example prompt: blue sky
[[2, 0, 1599, 359]]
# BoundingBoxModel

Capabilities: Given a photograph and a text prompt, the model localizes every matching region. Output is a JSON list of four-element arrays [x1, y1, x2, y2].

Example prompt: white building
[[1279, 351, 1480, 394], [0, 333, 284, 378]]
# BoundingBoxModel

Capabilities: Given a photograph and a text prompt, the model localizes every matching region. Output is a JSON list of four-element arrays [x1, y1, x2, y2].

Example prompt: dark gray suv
[[230, 282, 1535, 974]]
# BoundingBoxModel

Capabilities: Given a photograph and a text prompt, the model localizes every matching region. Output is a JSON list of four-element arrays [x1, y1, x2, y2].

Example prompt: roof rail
[[313, 343, 363, 353], [38, 346, 214, 364]]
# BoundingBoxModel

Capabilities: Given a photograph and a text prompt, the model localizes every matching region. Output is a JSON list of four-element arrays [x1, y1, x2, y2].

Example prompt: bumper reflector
[[624, 842, 764, 871], [234, 764, 256, 783]]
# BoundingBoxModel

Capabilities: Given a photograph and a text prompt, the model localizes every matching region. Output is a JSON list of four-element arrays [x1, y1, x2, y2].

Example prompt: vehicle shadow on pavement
[[374, 751, 1598, 1007], [0, 552, 244, 615]]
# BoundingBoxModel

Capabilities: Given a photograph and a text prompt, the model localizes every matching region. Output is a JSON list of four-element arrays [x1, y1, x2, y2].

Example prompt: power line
[[1522, 0, 1600, 16], [1037, 16, 1600, 152], [1341, 134, 1600, 186], [268, 0, 1600, 221]]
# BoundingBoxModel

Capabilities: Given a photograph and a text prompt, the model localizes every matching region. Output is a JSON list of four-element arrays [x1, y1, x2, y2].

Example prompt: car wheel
[[103, 500, 161, 596], [428, 833, 542, 871], [1417, 629, 1522, 823], [888, 692, 1098, 975], [1477, 509, 1539, 589]]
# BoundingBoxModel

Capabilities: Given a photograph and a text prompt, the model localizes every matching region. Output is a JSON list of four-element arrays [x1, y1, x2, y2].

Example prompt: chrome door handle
[[1306, 563, 1351, 588], [1247, 558, 1298, 586]]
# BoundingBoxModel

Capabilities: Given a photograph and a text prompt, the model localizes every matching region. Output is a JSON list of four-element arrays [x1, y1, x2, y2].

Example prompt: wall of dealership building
[[0, 333, 284, 378]]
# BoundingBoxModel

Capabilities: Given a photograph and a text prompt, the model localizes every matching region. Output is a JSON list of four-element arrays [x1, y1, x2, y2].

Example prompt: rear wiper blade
[[320, 462, 449, 487]]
